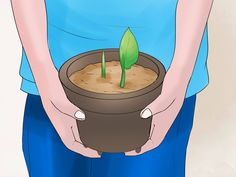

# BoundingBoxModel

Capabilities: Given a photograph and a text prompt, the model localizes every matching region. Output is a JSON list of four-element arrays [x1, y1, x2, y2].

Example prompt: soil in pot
[[69, 61, 158, 93]]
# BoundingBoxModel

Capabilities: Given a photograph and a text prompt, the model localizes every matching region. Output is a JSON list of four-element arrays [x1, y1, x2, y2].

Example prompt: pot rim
[[59, 48, 166, 100]]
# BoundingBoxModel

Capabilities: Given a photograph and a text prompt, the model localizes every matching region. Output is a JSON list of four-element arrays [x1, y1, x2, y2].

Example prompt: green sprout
[[101, 51, 106, 78], [119, 28, 139, 88]]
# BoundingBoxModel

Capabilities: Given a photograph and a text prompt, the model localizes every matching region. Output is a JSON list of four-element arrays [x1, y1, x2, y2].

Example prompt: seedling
[[119, 28, 139, 88], [101, 51, 106, 78]]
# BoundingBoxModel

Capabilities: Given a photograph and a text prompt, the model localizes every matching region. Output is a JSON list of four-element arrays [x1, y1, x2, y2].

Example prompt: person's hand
[[39, 69, 101, 158], [125, 68, 189, 156]]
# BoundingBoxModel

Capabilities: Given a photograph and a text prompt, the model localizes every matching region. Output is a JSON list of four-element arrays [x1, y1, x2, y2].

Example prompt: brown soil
[[69, 61, 158, 94]]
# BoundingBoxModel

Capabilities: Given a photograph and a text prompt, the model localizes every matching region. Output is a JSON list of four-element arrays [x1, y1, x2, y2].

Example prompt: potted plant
[[59, 28, 166, 154]]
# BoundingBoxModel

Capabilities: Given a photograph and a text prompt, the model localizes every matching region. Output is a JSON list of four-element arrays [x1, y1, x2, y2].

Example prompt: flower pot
[[59, 49, 166, 153]]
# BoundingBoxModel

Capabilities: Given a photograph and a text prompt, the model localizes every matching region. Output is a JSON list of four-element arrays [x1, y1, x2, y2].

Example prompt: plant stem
[[120, 68, 125, 88], [101, 51, 106, 78]]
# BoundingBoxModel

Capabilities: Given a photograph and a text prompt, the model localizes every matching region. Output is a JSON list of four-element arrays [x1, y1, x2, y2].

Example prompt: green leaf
[[119, 28, 139, 70]]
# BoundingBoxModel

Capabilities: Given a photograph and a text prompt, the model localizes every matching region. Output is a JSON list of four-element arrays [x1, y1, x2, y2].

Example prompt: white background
[[0, 0, 236, 177]]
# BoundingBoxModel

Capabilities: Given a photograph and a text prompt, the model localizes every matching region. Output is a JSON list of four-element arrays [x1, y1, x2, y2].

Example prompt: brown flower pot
[[59, 49, 166, 154]]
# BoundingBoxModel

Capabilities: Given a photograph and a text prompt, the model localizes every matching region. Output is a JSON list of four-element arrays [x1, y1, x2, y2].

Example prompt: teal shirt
[[20, 0, 209, 98]]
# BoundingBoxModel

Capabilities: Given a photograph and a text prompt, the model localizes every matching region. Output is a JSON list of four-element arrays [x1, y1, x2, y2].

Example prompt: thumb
[[140, 94, 174, 119], [51, 98, 86, 121]]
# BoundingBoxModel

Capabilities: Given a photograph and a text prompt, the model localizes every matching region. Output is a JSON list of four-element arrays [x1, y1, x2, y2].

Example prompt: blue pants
[[22, 94, 196, 177]]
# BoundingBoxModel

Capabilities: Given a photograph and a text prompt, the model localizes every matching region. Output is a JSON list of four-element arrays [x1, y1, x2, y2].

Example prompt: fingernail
[[74, 110, 85, 120], [140, 108, 152, 119]]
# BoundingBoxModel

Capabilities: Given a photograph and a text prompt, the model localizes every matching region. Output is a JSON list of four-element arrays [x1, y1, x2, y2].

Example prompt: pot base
[[76, 111, 153, 153]]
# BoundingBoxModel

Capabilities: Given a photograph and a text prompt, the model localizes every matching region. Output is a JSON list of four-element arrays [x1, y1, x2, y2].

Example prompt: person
[[11, 0, 213, 177]]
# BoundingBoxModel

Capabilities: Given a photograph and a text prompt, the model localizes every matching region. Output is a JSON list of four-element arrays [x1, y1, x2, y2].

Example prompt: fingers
[[71, 123, 101, 158], [70, 125, 83, 145], [47, 103, 99, 158], [140, 108, 152, 119], [140, 94, 176, 119], [51, 99, 86, 121], [43, 96, 99, 158], [74, 110, 86, 120], [64, 124, 101, 158], [70, 141, 101, 158]]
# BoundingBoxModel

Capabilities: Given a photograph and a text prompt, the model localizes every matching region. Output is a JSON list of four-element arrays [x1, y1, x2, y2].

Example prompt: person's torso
[[20, 0, 209, 97]]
